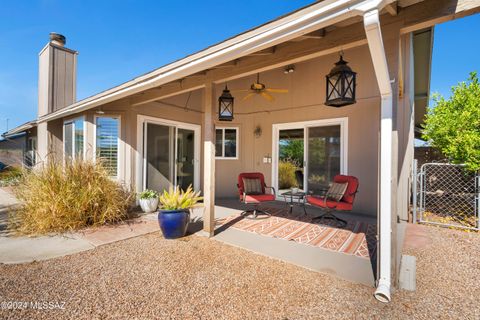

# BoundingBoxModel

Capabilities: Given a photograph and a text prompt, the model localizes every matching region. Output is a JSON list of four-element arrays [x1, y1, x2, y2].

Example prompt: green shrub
[[278, 160, 299, 189], [12, 159, 134, 234], [139, 189, 158, 199], [423, 72, 480, 172]]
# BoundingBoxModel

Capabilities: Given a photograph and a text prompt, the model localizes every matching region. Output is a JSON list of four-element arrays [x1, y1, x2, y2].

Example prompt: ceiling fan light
[[284, 65, 295, 74]]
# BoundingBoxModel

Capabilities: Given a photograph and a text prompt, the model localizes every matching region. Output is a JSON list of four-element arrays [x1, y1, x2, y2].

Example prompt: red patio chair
[[306, 175, 359, 228], [237, 172, 276, 219]]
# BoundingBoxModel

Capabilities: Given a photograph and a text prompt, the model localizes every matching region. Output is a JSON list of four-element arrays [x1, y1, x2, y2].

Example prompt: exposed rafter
[[247, 47, 276, 56], [290, 29, 326, 42], [209, 60, 238, 69], [384, 3, 398, 16], [132, 81, 205, 106]]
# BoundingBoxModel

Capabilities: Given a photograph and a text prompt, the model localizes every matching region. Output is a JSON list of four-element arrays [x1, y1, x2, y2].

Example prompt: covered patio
[[196, 200, 378, 286]]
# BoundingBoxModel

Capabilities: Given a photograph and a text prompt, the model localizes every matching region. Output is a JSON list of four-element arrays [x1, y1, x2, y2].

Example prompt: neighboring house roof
[[2, 121, 36, 138]]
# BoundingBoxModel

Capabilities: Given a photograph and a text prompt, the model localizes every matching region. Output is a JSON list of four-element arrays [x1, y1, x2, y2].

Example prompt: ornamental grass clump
[[159, 185, 202, 211], [12, 159, 134, 235], [278, 160, 299, 189]]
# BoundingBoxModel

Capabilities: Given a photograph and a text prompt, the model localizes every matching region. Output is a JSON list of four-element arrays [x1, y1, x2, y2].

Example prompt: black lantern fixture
[[218, 85, 234, 121], [325, 55, 356, 107]]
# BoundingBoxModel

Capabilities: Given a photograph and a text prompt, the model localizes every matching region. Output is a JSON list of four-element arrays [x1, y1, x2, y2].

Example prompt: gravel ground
[[0, 226, 479, 319]]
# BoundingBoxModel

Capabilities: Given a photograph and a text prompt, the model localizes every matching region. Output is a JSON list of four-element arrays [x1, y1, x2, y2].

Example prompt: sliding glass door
[[145, 123, 175, 192], [306, 125, 341, 194], [143, 118, 199, 193], [273, 119, 346, 196]]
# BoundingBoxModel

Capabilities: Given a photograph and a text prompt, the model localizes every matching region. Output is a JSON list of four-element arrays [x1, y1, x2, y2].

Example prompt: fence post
[[476, 172, 480, 229], [412, 159, 418, 224]]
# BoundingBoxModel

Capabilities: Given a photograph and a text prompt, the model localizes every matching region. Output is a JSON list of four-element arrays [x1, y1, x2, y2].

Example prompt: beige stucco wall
[[213, 45, 380, 216], [47, 118, 63, 159]]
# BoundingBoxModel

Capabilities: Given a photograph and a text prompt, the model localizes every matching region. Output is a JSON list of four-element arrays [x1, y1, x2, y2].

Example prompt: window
[[64, 117, 84, 161], [96, 116, 119, 177], [215, 127, 238, 159]]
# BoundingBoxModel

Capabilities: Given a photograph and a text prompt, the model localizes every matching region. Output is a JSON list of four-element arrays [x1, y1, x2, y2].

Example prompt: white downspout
[[363, 9, 393, 303]]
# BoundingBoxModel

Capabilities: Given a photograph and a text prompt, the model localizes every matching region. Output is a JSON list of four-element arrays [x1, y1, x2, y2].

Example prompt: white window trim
[[63, 116, 86, 162], [271, 117, 348, 195], [215, 126, 239, 160], [93, 114, 122, 179]]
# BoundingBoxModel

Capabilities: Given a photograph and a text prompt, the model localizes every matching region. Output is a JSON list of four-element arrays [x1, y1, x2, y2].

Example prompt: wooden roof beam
[[247, 47, 276, 56], [290, 29, 326, 42], [384, 3, 398, 16]]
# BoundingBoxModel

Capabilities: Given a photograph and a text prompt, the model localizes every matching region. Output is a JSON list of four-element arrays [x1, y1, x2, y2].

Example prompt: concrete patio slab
[[403, 223, 432, 250], [73, 214, 159, 247], [0, 234, 95, 264], [214, 226, 376, 286], [203, 199, 377, 286], [0, 187, 19, 208]]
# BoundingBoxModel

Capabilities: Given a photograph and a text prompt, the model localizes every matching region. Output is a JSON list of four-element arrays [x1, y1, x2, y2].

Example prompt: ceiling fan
[[234, 73, 288, 102]]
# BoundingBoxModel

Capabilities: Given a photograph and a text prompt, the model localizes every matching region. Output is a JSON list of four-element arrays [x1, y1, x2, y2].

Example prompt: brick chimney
[[38, 33, 78, 117]]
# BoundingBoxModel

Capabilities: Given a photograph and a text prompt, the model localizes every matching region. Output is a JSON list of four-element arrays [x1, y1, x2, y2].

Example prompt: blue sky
[[0, 1, 479, 135]]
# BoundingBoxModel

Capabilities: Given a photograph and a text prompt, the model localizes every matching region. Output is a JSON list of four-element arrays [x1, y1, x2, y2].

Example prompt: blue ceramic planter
[[158, 209, 190, 239]]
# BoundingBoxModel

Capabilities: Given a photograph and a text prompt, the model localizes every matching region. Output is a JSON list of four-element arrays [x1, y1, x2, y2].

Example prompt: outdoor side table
[[281, 191, 307, 215]]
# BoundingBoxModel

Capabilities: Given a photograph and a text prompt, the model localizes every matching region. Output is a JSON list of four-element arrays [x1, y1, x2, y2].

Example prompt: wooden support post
[[202, 82, 216, 237]]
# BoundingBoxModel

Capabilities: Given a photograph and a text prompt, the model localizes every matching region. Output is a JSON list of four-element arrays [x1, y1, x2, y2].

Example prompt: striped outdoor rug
[[217, 207, 377, 260]]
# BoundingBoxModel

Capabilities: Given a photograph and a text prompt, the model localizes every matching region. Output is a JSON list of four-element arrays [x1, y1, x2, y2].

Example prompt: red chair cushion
[[238, 172, 266, 196], [306, 195, 353, 211], [333, 175, 359, 204], [243, 194, 276, 203]]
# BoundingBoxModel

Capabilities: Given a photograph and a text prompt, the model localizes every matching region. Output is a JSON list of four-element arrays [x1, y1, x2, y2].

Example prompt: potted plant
[[138, 189, 159, 213], [158, 185, 202, 239]]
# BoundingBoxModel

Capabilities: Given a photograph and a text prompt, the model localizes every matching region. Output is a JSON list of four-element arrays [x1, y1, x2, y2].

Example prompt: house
[[0, 133, 26, 167], [3, 0, 480, 303]]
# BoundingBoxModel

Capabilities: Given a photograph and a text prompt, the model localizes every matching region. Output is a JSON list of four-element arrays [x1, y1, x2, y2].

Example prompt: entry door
[[143, 121, 199, 192], [273, 119, 346, 195]]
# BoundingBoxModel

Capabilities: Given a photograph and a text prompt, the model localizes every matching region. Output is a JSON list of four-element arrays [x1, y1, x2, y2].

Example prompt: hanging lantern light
[[325, 55, 356, 107], [218, 85, 234, 121]]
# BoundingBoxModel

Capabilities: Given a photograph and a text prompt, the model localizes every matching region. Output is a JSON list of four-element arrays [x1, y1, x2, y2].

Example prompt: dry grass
[[11, 159, 134, 235], [279, 160, 299, 189]]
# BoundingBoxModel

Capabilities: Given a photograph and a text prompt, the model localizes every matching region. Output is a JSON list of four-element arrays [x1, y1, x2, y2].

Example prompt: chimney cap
[[49, 32, 66, 46]]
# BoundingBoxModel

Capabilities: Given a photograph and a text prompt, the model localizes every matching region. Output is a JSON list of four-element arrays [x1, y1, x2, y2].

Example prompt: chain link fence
[[413, 161, 480, 231]]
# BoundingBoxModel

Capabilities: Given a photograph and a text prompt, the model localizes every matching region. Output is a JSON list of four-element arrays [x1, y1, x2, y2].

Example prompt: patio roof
[[33, 0, 399, 124]]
